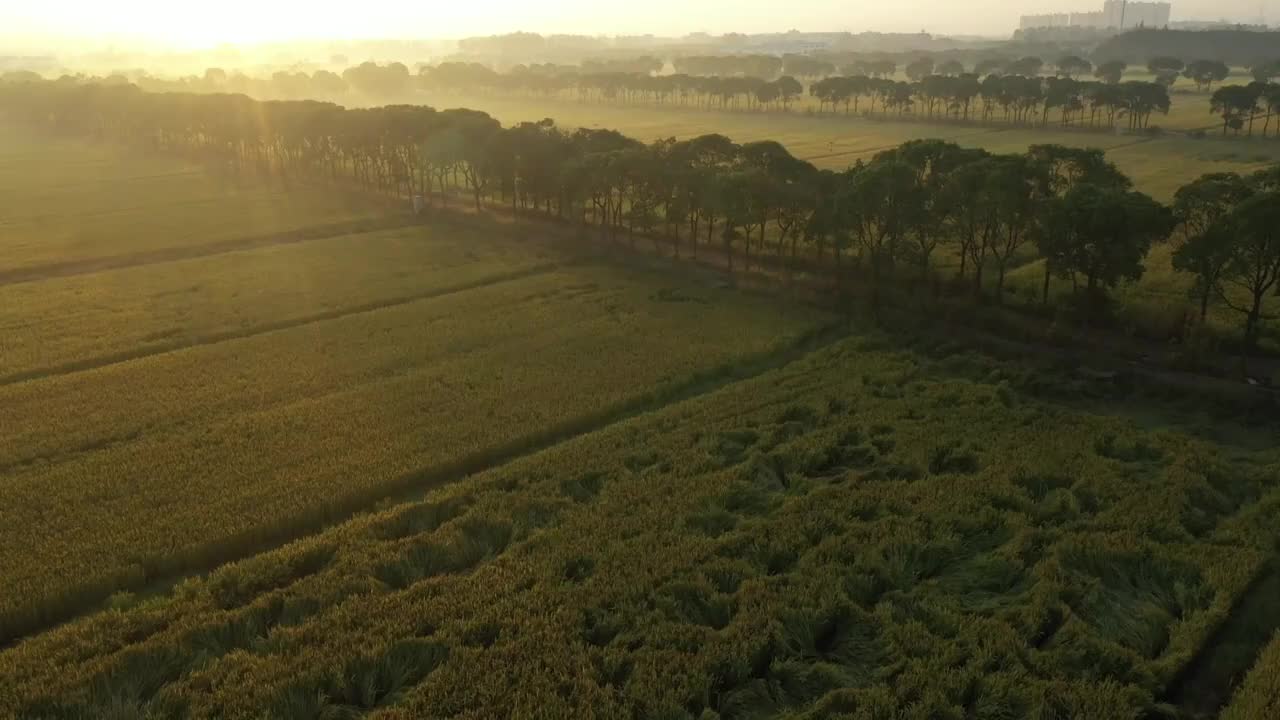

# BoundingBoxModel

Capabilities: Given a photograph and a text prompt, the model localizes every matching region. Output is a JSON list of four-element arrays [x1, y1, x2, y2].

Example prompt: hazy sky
[[5, 0, 1276, 49]]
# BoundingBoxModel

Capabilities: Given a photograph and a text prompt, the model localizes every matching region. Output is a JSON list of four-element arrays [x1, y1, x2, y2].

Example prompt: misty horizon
[[4, 0, 1276, 54]]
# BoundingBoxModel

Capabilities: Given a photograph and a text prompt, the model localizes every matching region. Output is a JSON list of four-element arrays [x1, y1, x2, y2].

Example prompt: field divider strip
[[0, 263, 563, 389], [0, 319, 848, 648], [0, 213, 417, 287]]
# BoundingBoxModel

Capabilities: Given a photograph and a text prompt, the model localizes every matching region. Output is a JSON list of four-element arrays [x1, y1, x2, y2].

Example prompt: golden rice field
[[1224, 633, 1280, 719], [0, 125, 831, 644], [2, 332, 1277, 718], [0, 256, 827, 644], [0, 223, 562, 382]]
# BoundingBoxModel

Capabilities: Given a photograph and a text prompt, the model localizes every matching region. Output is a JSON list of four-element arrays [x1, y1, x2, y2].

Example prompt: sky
[[3, 0, 1276, 50]]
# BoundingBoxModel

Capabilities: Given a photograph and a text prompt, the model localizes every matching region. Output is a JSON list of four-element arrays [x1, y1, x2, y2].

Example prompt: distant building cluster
[[1019, 1, 1171, 30]]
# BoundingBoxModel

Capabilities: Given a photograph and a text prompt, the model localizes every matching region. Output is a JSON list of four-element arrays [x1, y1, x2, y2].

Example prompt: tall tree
[[1217, 192, 1280, 349], [1056, 55, 1093, 79], [1184, 59, 1231, 92], [1094, 60, 1127, 85], [982, 155, 1039, 304], [1006, 56, 1045, 77], [1148, 56, 1185, 88], [905, 57, 936, 82], [1051, 185, 1171, 313], [1210, 85, 1259, 135]]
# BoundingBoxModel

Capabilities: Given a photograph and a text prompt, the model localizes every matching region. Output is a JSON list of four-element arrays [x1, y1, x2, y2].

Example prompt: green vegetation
[[2, 332, 1276, 718], [1223, 632, 1280, 719]]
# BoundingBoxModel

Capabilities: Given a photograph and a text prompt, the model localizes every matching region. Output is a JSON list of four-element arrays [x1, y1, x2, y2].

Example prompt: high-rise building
[[1019, 1, 1171, 30], [1104, 0, 1173, 28]]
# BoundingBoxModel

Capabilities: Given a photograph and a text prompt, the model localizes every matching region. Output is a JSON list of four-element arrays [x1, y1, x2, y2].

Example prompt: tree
[[1027, 144, 1132, 302], [1260, 85, 1280, 138], [1120, 81, 1170, 129], [311, 70, 347, 96], [974, 58, 1006, 77], [905, 57, 936, 82], [1148, 56, 1185, 88], [1217, 192, 1280, 349], [942, 159, 998, 288], [890, 140, 987, 279], [981, 155, 1039, 303], [343, 61, 411, 97], [1051, 185, 1171, 313], [1174, 223, 1241, 324], [1056, 55, 1093, 79], [1184, 59, 1230, 92], [846, 159, 917, 282], [1006, 57, 1044, 77], [754, 81, 781, 109], [1095, 60, 1127, 84], [937, 60, 965, 77], [775, 76, 803, 110], [1210, 85, 1259, 135], [1249, 59, 1280, 84]]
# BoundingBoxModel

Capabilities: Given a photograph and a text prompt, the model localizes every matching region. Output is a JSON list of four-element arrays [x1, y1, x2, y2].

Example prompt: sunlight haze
[[6, 0, 1276, 48]]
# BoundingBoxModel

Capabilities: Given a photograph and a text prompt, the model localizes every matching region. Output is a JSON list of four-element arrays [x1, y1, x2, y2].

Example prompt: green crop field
[[2, 331, 1277, 718], [421, 91, 1280, 201]]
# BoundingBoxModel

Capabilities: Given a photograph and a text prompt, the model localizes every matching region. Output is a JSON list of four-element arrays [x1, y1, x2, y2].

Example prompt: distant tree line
[[414, 60, 1175, 132], [2, 78, 1277, 347], [1094, 28, 1280, 68]]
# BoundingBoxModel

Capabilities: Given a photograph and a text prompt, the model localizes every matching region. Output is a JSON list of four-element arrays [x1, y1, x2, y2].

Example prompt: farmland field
[[0, 124, 394, 273], [0, 223, 562, 382], [0, 122, 834, 645], [2, 330, 1278, 718], [4, 87, 1280, 720], [0, 253, 827, 643], [1224, 633, 1280, 719]]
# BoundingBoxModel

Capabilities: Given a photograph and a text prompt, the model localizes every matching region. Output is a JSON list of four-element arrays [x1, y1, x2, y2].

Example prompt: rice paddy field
[[3, 330, 1279, 719], [3, 113, 1280, 720]]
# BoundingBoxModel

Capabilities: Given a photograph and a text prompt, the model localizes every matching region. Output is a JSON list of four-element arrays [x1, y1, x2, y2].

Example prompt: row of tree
[[1209, 83, 1280, 137], [418, 63, 1176, 131], [2, 79, 1276, 347], [810, 74, 1171, 129]]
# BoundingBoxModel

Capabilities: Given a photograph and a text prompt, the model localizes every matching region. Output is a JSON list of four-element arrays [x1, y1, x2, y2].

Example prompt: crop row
[[1222, 631, 1280, 719], [0, 223, 560, 381], [0, 264, 824, 644], [2, 333, 1276, 718]]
